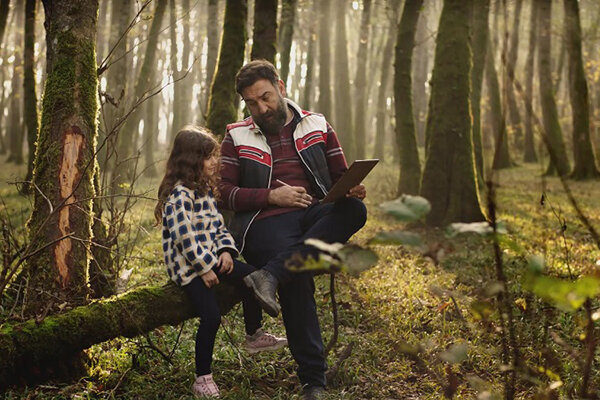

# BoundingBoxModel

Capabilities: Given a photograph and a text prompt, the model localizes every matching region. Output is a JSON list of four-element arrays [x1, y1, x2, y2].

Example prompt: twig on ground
[[325, 341, 354, 381]]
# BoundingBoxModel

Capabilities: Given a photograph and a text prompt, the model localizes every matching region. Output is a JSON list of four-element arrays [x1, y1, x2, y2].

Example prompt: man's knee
[[337, 197, 367, 230]]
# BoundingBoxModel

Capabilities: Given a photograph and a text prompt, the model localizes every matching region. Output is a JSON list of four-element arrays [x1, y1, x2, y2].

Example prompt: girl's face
[[203, 153, 219, 178]]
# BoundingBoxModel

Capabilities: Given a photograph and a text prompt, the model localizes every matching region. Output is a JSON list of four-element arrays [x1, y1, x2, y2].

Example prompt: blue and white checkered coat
[[162, 184, 239, 286]]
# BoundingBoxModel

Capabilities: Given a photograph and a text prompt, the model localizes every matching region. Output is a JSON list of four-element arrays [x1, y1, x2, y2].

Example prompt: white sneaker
[[244, 328, 288, 354], [192, 373, 220, 398]]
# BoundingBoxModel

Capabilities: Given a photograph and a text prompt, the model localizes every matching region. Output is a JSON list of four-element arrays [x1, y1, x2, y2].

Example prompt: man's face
[[241, 79, 288, 135]]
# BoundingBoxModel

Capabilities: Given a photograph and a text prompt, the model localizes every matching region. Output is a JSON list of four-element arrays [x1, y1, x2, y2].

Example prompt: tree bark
[[25, 0, 100, 316], [470, 0, 490, 185], [251, 0, 277, 63], [537, 0, 570, 176], [0, 283, 242, 389], [23, 0, 39, 190], [420, 0, 485, 226], [317, 0, 332, 121], [564, 0, 600, 179], [352, 0, 372, 160], [200, 0, 220, 122], [278, 0, 297, 84], [523, 0, 538, 163], [395, 0, 422, 195], [206, 0, 247, 137]]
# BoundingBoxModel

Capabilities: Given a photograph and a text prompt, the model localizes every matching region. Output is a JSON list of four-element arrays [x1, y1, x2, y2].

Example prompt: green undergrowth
[[2, 159, 600, 399]]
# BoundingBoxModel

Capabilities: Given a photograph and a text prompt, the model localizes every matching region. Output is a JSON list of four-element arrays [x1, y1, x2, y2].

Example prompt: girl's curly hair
[[154, 125, 220, 225]]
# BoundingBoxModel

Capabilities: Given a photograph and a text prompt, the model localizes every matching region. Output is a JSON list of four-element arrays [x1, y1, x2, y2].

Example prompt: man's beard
[[254, 98, 288, 136]]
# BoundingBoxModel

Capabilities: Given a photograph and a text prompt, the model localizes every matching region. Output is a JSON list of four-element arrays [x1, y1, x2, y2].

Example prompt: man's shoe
[[192, 374, 220, 397], [243, 269, 280, 317], [303, 386, 325, 400], [244, 328, 288, 354]]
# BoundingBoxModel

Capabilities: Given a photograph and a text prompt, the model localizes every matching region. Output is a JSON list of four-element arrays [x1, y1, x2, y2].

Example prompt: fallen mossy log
[[0, 282, 241, 389]]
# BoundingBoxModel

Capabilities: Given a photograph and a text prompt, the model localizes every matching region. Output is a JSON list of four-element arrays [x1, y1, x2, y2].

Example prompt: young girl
[[155, 126, 286, 397]]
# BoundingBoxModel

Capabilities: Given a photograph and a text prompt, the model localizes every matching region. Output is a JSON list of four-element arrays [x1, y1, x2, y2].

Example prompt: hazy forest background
[[1, 0, 600, 398]]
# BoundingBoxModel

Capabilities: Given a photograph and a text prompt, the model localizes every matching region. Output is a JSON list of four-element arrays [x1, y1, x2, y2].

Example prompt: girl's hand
[[201, 270, 219, 288], [217, 252, 234, 274]]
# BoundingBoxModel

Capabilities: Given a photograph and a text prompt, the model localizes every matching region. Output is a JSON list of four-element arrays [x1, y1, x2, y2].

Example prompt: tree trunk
[[95, 0, 109, 65], [118, 0, 166, 182], [420, 0, 485, 226], [412, 5, 429, 147], [200, 0, 220, 122], [278, 0, 297, 84], [7, 5, 24, 165], [206, 0, 247, 137], [24, 0, 100, 316], [374, 0, 401, 162], [0, 283, 242, 389], [169, 0, 181, 138], [523, 0, 538, 163], [505, 0, 524, 148], [143, 86, 159, 178], [0, 0, 9, 47], [537, 0, 570, 176], [353, 0, 372, 160], [302, 0, 317, 110], [487, 37, 512, 170], [395, 0, 422, 195], [564, 0, 599, 179], [250, 0, 277, 63], [23, 0, 39, 190], [317, 0, 332, 121], [100, 0, 131, 173], [332, 0, 353, 158], [470, 0, 490, 185]]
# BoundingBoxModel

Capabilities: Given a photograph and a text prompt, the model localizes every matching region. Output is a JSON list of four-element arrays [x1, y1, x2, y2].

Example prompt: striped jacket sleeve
[[324, 122, 349, 184], [165, 187, 217, 275]]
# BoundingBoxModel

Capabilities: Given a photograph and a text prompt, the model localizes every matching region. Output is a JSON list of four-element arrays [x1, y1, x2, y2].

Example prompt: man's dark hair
[[235, 60, 280, 95]]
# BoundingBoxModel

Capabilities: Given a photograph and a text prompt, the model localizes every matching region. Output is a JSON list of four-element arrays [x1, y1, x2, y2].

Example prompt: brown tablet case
[[320, 159, 379, 203]]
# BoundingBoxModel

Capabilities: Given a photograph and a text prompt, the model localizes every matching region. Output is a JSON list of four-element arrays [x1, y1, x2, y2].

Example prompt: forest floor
[[1, 159, 600, 399]]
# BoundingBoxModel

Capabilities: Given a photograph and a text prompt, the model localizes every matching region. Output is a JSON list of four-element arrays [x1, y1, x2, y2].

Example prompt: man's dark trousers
[[242, 197, 367, 387]]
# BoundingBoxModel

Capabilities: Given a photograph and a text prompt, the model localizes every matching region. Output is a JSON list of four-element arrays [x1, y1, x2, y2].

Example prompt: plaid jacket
[[162, 184, 238, 286]]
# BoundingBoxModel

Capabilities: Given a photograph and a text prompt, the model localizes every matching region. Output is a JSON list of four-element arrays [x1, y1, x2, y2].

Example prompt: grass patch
[[2, 160, 600, 399]]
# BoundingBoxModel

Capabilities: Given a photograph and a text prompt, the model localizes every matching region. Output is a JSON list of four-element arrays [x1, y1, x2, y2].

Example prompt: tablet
[[320, 159, 379, 203]]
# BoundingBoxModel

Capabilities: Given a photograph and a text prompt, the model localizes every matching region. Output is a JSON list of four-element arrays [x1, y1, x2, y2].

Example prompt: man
[[219, 60, 367, 399]]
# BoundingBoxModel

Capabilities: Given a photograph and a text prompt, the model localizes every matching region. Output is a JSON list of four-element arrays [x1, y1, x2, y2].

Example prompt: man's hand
[[217, 252, 234, 274], [201, 270, 219, 288], [346, 184, 366, 200], [268, 185, 312, 208]]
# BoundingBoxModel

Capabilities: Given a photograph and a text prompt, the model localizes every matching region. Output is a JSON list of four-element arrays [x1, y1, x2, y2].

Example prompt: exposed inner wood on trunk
[[55, 126, 84, 288]]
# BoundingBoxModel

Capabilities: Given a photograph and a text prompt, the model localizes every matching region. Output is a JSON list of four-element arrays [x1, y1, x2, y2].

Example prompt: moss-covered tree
[[395, 0, 423, 195], [564, 0, 599, 179], [412, 6, 429, 147], [523, 1, 538, 163], [333, 0, 353, 156], [24, 0, 100, 316], [169, 0, 192, 139], [278, 0, 297, 83], [470, 0, 490, 185], [353, 0, 372, 160], [23, 0, 39, 190], [537, 0, 570, 176], [207, 0, 248, 137], [200, 0, 220, 121], [301, 0, 317, 109], [420, 0, 485, 226], [250, 0, 277, 63]]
